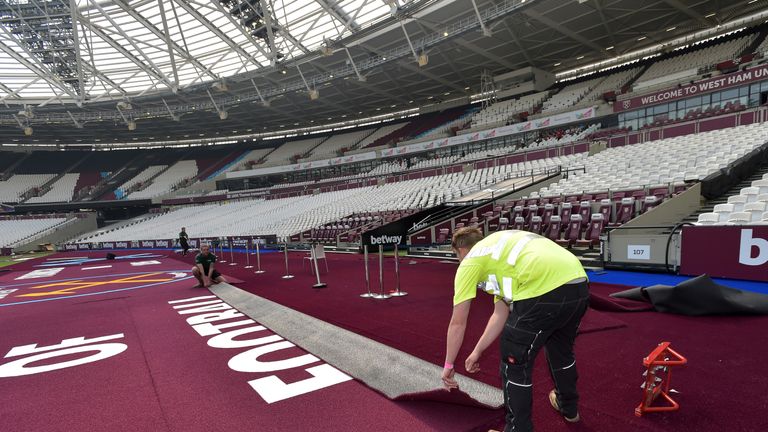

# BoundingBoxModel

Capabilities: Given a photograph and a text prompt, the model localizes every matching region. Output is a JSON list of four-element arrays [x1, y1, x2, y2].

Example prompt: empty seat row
[[697, 175, 768, 225]]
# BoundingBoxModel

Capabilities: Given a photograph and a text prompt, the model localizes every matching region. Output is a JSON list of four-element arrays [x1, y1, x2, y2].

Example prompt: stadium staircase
[[197, 149, 248, 181], [680, 163, 768, 225], [124, 148, 198, 196], [741, 28, 768, 56], [93, 152, 160, 201], [21, 156, 87, 202], [620, 63, 651, 91]]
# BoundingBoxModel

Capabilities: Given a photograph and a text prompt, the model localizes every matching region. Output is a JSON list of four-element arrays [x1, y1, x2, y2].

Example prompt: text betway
[[369, 234, 402, 245], [739, 229, 768, 266], [168, 295, 352, 404]]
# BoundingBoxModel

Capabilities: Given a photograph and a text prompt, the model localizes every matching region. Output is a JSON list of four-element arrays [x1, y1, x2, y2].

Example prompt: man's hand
[[204, 277, 211, 288], [465, 350, 481, 374], [441, 367, 458, 390]]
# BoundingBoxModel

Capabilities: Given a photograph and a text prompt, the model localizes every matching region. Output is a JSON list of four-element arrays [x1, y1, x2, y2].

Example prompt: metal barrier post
[[254, 238, 265, 274], [359, 245, 373, 298], [372, 245, 391, 300], [281, 242, 294, 279], [218, 237, 227, 263], [244, 237, 253, 269], [389, 243, 408, 297], [228, 237, 236, 266]]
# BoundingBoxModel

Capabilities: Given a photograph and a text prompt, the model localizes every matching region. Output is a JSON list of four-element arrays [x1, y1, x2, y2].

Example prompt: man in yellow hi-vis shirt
[[441, 227, 589, 432]]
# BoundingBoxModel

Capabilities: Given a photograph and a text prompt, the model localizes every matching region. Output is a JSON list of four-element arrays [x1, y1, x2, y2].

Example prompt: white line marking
[[82, 265, 113, 270]]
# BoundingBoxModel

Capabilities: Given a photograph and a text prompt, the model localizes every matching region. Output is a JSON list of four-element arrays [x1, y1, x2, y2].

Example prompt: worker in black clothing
[[179, 227, 190, 256]]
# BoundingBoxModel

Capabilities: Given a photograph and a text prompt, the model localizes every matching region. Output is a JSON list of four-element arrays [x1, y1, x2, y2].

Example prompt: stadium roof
[[0, 0, 767, 145]]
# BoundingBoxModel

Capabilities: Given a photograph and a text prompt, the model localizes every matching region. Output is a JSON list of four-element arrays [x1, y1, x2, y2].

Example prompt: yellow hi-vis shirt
[[453, 230, 587, 306]]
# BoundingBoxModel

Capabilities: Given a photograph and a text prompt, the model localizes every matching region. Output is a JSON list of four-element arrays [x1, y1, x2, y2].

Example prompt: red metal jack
[[635, 341, 687, 417]]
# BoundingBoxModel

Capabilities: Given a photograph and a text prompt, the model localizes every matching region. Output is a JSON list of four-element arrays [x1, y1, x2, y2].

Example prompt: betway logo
[[739, 229, 768, 266], [369, 234, 402, 245]]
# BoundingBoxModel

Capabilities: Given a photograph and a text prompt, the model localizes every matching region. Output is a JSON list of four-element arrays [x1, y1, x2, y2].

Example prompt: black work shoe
[[548, 390, 580, 423]]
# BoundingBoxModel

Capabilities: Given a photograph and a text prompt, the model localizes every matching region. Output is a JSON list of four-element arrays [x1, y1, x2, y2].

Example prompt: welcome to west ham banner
[[614, 64, 768, 113]]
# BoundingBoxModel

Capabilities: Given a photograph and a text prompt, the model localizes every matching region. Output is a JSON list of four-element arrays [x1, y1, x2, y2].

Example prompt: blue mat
[[586, 270, 768, 295]]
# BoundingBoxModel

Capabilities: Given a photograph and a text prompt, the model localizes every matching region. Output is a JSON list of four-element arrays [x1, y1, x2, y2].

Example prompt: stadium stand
[[127, 160, 199, 199], [0, 215, 69, 247], [115, 165, 167, 199], [25, 173, 79, 203], [224, 148, 274, 172], [696, 172, 768, 225], [469, 91, 548, 129], [261, 137, 324, 166], [362, 107, 470, 148], [302, 128, 374, 161], [187, 146, 248, 180], [539, 123, 768, 198], [568, 67, 641, 110], [353, 122, 409, 150], [413, 110, 476, 140], [527, 125, 599, 150], [540, 76, 604, 114], [633, 35, 753, 90], [0, 174, 55, 203], [756, 34, 768, 55], [76, 153, 575, 242]]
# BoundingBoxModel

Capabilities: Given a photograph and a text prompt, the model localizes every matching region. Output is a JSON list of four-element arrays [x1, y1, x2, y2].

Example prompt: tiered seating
[[572, 68, 640, 109], [756, 35, 768, 55], [634, 36, 752, 89], [26, 173, 80, 203], [261, 137, 325, 166], [540, 76, 603, 114], [415, 112, 475, 140], [116, 165, 167, 199], [74, 172, 104, 197], [127, 160, 198, 199], [306, 209, 418, 244], [190, 147, 246, 181], [696, 175, 768, 225], [364, 107, 470, 148], [504, 122, 768, 246], [366, 161, 403, 176], [0, 174, 55, 203], [0, 216, 68, 247], [470, 92, 548, 129], [303, 128, 373, 161], [410, 155, 459, 170], [539, 123, 768, 198], [77, 155, 573, 242], [355, 122, 409, 149], [226, 148, 274, 172], [527, 125, 599, 150]]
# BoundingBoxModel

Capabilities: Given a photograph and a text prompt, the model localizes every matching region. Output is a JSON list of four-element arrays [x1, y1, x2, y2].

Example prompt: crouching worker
[[440, 227, 589, 432], [192, 243, 227, 288]]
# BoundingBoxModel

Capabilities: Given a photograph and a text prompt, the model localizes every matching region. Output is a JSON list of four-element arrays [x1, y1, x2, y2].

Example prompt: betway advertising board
[[615, 63, 768, 113], [680, 226, 768, 282]]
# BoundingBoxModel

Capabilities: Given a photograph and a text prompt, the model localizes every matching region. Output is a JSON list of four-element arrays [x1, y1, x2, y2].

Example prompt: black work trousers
[[500, 281, 589, 432]]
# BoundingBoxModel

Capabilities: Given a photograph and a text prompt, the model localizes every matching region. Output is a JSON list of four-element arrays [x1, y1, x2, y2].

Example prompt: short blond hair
[[451, 226, 484, 250]]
